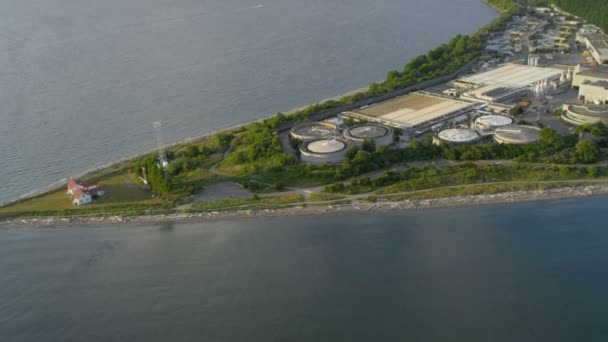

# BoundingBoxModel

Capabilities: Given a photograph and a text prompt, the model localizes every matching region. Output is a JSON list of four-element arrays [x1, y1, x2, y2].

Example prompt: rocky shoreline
[[3, 184, 608, 228]]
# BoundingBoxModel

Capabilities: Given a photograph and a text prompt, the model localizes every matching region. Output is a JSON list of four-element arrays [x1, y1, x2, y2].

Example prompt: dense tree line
[[167, 133, 232, 176], [142, 158, 172, 199], [325, 161, 604, 195], [576, 122, 608, 137], [224, 122, 295, 169], [367, 34, 484, 96], [234, 5, 522, 132], [318, 127, 600, 185], [551, 0, 608, 32]]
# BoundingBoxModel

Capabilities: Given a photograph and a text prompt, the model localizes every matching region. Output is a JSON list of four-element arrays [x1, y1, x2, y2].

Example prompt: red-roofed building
[[67, 179, 105, 205], [72, 188, 92, 206], [66, 179, 82, 195]]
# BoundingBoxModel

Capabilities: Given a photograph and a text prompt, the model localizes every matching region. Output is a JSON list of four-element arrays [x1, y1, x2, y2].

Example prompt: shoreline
[[0, 86, 367, 208], [0, 84, 372, 209], [3, 184, 608, 228], [1, 2, 500, 208], [1, 58, 473, 209], [2, 0, 509, 216]]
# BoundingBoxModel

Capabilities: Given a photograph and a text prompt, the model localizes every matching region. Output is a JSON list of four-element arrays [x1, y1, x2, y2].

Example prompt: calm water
[[0, 0, 497, 204], [2, 197, 608, 341]]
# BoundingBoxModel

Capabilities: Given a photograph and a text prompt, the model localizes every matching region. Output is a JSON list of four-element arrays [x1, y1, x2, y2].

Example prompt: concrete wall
[[300, 149, 347, 165], [562, 105, 608, 126]]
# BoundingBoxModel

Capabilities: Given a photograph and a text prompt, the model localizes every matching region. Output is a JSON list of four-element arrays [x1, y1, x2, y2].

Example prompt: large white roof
[[352, 92, 475, 128], [461, 64, 563, 88]]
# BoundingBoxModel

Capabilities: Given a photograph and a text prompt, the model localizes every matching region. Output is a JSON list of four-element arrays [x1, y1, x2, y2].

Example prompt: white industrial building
[[461, 85, 528, 103], [572, 66, 608, 88], [346, 92, 477, 134], [578, 33, 608, 65], [456, 63, 564, 89], [455, 63, 567, 102], [579, 81, 608, 104]]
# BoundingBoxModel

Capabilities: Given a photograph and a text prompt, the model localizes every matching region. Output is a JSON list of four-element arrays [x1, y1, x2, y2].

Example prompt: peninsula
[[3, 0, 608, 226]]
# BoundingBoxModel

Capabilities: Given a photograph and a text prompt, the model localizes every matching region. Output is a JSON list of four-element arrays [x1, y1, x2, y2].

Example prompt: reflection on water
[[1, 197, 608, 341], [0, 0, 497, 203]]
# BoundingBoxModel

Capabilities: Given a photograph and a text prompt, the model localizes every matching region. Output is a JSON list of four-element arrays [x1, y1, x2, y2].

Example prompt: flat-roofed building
[[456, 63, 564, 89], [573, 66, 608, 88], [346, 92, 477, 133], [581, 33, 608, 65], [579, 81, 608, 104], [461, 84, 528, 103]]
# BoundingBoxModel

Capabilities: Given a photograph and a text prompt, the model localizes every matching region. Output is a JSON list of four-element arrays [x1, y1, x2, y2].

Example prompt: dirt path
[[209, 136, 241, 177], [257, 158, 608, 202]]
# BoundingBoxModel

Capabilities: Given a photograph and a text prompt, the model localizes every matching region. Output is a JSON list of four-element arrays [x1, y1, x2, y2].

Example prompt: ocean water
[[0, 0, 497, 204], [2, 197, 608, 341]]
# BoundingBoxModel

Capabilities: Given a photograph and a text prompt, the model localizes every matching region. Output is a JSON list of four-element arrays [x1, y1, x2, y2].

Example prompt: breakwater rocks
[[3, 184, 608, 228]]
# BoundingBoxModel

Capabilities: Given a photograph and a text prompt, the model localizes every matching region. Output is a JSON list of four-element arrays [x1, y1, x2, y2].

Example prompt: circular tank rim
[[494, 124, 541, 143], [345, 124, 391, 139], [436, 128, 480, 142], [474, 114, 514, 127], [290, 122, 338, 134]]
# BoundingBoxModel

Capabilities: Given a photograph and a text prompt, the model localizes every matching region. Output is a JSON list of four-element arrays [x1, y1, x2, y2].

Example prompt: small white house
[[72, 189, 92, 206]]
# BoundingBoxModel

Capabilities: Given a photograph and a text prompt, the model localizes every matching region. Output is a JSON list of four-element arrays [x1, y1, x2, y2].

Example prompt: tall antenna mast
[[153, 120, 169, 169]]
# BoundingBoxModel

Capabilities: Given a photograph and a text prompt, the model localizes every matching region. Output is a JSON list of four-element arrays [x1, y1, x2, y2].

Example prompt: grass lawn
[[373, 180, 608, 202], [189, 194, 304, 212], [93, 173, 158, 204], [308, 193, 346, 201], [0, 173, 161, 216], [0, 190, 73, 213]]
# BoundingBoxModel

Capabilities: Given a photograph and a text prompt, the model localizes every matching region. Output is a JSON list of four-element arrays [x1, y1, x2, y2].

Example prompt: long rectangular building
[[583, 33, 608, 65], [573, 66, 608, 88], [347, 92, 476, 131], [457, 63, 563, 88]]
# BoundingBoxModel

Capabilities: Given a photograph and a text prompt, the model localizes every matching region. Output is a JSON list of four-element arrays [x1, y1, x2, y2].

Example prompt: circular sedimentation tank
[[290, 122, 339, 141], [343, 124, 394, 147], [433, 128, 480, 145], [473, 114, 514, 131], [494, 124, 541, 144], [561, 104, 608, 126], [300, 139, 348, 164]]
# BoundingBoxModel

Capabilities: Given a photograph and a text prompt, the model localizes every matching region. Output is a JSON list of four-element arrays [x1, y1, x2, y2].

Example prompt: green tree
[[575, 140, 600, 164], [362, 139, 376, 153]]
